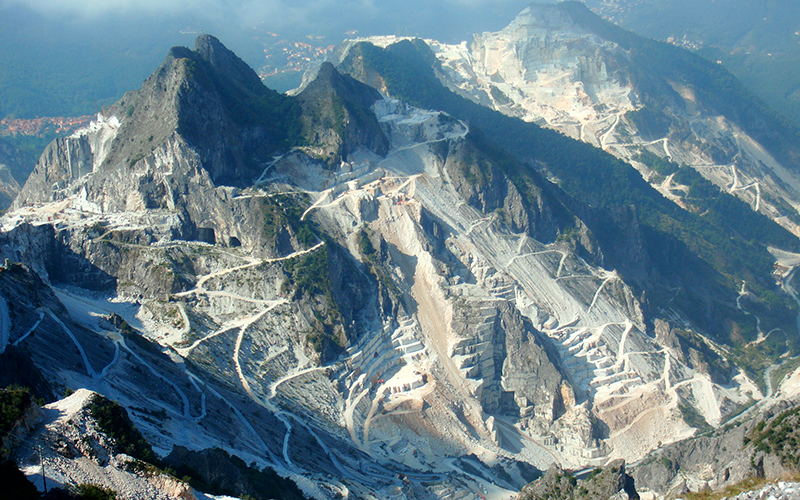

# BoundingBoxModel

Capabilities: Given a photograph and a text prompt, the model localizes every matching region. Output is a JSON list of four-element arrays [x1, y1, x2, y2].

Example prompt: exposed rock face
[[517, 460, 639, 500], [424, 2, 800, 239], [633, 421, 757, 497], [14, 389, 196, 500], [0, 34, 788, 499], [436, 3, 638, 133], [629, 399, 800, 498], [442, 136, 533, 238]]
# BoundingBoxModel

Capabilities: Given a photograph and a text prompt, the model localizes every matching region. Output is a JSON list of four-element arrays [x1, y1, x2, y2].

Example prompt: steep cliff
[[517, 460, 639, 500], [1, 32, 796, 500], [428, 2, 800, 244]]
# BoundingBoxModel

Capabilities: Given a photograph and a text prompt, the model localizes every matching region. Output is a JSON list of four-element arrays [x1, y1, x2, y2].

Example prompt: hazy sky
[[0, 0, 538, 117], [0, 0, 533, 41]]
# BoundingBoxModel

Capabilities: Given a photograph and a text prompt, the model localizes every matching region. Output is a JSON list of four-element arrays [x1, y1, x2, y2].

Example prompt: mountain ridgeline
[[3, 24, 800, 499], [334, 34, 800, 369], [557, 1, 800, 169]]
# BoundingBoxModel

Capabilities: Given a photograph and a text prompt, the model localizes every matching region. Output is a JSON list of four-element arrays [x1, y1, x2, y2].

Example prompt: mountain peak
[[15, 35, 303, 209], [295, 60, 389, 164], [166, 45, 194, 61], [190, 34, 274, 100], [508, 2, 624, 40], [194, 33, 225, 53], [316, 60, 337, 79], [506, 2, 584, 31]]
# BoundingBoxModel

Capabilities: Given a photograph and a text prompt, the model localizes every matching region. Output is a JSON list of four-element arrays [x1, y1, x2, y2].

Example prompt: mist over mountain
[[0, 0, 532, 119], [582, 0, 800, 126]]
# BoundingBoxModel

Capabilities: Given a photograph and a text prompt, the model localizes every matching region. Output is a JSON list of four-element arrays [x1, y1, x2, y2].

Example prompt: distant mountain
[[0, 138, 33, 210], [0, 5, 308, 121], [0, 2, 527, 121], [582, 0, 800, 127], [418, 2, 800, 241]]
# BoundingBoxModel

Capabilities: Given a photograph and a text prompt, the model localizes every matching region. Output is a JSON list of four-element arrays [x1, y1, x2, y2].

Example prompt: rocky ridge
[[1, 32, 798, 500], [369, 2, 800, 240], [15, 389, 195, 500], [714, 481, 800, 500], [517, 460, 638, 500]]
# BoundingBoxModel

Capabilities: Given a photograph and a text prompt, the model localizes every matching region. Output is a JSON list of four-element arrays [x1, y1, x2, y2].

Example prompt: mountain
[[0, 2, 529, 121], [334, 36, 800, 364], [581, 0, 800, 128], [4, 388, 195, 499], [2, 26, 800, 500], [380, 2, 800, 243], [0, 137, 37, 211], [517, 460, 638, 500]]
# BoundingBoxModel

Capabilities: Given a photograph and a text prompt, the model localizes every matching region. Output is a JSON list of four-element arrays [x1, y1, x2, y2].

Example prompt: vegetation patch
[[635, 150, 680, 176], [745, 406, 800, 469], [282, 242, 345, 358], [282, 246, 332, 298], [357, 228, 399, 296], [71, 483, 119, 500], [261, 193, 315, 247], [162, 446, 307, 500], [87, 394, 157, 464], [684, 476, 769, 500], [769, 358, 800, 394], [679, 401, 712, 434], [190, 51, 302, 148], [0, 385, 33, 437]]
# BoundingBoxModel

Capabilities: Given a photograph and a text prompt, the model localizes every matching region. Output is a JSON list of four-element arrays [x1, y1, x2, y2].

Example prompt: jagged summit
[[192, 34, 266, 93], [296, 61, 390, 164], [14, 35, 393, 214], [507, 2, 590, 32], [15, 34, 297, 208], [307, 61, 382, 111]]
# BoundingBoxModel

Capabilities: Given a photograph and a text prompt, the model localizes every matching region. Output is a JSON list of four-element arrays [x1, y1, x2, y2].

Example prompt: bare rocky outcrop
[[14, 389, 197, 500], [1, 399, 42, 459], [1, 32, 790, 500], [517, 460, 639, 500], [631, 401, 800, 498]]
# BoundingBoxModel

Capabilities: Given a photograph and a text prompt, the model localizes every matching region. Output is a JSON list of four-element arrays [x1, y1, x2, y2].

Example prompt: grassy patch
[[72, 483, 118, 500], [0, 385, 33, 436], [261, 194, 315, 247], [679, 401, 712, 434], [745, 406, 800, 469], [635, 150, 680, 176], [770, 358, 800, 393], [87, 394, 157, 464], [684, 476, 768, 500]]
